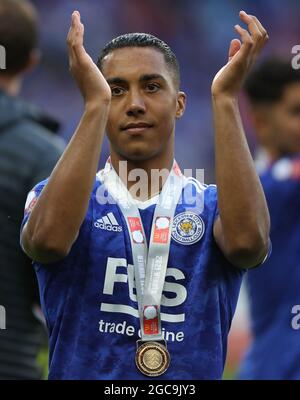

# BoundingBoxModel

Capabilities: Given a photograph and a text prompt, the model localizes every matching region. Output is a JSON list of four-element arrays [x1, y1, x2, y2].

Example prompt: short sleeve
[[20, 179, 48, 235]]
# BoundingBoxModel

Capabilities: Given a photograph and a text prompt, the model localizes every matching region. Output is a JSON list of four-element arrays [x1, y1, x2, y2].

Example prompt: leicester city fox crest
[[171, 212, 205, 245]]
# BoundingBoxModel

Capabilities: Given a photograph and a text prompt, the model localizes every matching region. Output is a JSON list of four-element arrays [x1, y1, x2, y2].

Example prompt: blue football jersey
[[21, 165, 245, 380], [238, 156, 300, 380]]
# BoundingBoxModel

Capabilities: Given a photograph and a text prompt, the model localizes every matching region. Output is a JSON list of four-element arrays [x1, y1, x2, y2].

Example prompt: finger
[[228, 39, 241, 61], [234, 24, 254, 53], [67, 12, 78, 52], [67, 21, 76, 66], [68, 11, 80, 34], [249, 14, 269, 41], [67, 11, 82, 46], [239, 11, 262, 43], [240, 12, 269, 57], [67, 11, 86, 63]]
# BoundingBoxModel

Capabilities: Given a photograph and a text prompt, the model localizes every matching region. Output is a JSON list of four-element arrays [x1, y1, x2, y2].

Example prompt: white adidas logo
[[94, 212, 122, 232]]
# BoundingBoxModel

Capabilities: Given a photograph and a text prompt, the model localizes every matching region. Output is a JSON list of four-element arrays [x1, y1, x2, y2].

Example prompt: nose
[[126, 89, 146, 117]]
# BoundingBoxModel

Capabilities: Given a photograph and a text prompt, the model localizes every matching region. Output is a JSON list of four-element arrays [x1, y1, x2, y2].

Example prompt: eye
[[111, 87, 125, 96], [146, 83, 160, 93]]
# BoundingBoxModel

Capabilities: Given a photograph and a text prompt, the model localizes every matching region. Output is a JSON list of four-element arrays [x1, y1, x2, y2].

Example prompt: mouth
[[121, 123, 154, 135]]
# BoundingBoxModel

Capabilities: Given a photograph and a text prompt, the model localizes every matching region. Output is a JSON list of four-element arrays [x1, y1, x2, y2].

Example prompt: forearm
[[212, 95, 270, 264], [23, 102, 110, 260]]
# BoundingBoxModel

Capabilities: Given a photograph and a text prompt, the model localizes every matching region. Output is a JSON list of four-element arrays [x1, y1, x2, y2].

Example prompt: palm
[[211, 11, 268, 97], [67, 11, 111, 103]]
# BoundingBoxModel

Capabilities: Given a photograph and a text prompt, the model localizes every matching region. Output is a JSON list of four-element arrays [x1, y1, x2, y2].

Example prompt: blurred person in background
[[20, 10, 270, 380], [0, 0, 64, 379], [237, 58, 300, 380]]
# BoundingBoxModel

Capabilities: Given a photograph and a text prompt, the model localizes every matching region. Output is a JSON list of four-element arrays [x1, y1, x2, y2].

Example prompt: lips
[[121, 122, 154, 135]]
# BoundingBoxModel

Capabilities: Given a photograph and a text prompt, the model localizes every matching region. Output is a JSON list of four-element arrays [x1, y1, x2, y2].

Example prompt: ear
[[175, 91, 186, 119]]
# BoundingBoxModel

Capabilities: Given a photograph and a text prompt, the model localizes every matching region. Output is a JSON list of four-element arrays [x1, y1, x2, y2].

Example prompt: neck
[[110, 151, 174, 201], [0, 75, 21, 96]]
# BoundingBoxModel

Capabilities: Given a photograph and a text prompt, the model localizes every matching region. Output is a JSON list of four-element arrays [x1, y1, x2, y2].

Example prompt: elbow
[[22, 225, 71, 264], [33, 238, 70, 264], [225, 233, 270, 270]]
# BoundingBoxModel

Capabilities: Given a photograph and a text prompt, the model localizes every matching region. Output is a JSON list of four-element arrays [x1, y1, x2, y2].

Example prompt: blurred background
[[24, 0, 300, 183], [8, 0, 300, 379]]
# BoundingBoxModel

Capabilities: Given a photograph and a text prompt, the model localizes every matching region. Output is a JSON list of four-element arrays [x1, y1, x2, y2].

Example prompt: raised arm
[[21, 11, 111, 263], [212, 11, 270, 269]]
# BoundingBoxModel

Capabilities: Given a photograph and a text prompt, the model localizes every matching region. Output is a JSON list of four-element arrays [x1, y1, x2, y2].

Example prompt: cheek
[[156, 99, 177, 127], [155, 116, 175, 140]]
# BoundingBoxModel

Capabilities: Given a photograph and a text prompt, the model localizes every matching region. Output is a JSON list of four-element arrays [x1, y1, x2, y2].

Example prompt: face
[[101, 47, 186, 162], [255, 82, 300, 159]]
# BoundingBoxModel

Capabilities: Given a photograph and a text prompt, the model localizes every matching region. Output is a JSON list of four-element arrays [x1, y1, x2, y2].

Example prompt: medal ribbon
[[103, 159, 184, 342]]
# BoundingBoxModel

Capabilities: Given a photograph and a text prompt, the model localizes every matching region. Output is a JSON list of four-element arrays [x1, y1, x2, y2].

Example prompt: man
[[0, 0, 65, 379], [20, 10, 270, 379], [238, 59, 300, 380]]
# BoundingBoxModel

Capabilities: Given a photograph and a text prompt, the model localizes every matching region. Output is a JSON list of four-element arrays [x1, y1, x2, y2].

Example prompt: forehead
[[101, 46, 171, 82]]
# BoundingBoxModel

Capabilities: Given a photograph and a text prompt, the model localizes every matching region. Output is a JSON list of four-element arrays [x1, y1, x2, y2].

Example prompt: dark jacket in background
[[0, 90, 65, 379]]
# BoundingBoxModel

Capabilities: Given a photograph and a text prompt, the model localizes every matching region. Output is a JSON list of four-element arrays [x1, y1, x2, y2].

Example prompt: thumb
[[228, 39, 241, 61]]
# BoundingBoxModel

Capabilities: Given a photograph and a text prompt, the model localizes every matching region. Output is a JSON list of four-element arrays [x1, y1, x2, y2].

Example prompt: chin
[[119, 145, 160, 162], [123, 151, 155, 162]]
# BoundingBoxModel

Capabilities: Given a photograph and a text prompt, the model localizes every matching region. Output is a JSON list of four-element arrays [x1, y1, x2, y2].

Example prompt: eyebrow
[[106, 74, 167, 86]]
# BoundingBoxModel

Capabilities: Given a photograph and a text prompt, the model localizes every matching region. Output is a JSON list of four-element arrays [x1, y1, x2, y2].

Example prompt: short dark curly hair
[[245, 57, 300, 105], [0, 0, 38, 76], [97, 33, 180, 89]]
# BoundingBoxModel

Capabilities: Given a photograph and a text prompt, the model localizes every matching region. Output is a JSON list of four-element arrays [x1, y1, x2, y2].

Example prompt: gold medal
[[135, 341, 170, 377]]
